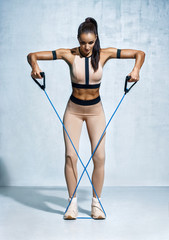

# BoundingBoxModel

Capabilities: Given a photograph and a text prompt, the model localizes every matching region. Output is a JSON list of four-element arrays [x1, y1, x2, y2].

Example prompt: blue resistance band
[[31, 72, 137, 219]]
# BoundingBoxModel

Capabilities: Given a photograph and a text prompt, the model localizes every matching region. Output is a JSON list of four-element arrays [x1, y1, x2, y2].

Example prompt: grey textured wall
[[0, 0, 169, 186]]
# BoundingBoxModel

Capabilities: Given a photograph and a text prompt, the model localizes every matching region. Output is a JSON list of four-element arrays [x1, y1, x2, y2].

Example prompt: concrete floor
[[0, 186, 169, 240]]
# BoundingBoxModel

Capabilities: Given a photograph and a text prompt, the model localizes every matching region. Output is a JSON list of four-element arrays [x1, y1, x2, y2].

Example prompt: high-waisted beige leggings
[[62, 96, 106, 199]]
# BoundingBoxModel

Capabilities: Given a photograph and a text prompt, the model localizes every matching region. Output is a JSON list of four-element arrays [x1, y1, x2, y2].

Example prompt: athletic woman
[[27, 17, 145, 220]]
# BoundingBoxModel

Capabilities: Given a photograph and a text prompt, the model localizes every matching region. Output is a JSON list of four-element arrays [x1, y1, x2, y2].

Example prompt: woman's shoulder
[[57, 47, 78, 66], [70, 47, 79, 55], [100, 47, 118, 60], [99, 47, 118, 67], [55, 47, 78, 58], [100, 47, 117, 55]]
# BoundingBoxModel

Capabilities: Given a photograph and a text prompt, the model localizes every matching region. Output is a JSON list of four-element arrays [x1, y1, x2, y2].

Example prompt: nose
[[85, 44, 90, 50]]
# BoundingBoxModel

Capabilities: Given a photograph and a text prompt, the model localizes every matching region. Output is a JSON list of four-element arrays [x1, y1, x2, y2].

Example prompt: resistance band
[[31, 72, 137, 219]]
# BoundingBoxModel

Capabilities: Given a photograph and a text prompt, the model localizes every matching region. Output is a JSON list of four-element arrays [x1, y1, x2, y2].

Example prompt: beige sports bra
[[70, 47, 103, 89], [51, 47, 122, 89]]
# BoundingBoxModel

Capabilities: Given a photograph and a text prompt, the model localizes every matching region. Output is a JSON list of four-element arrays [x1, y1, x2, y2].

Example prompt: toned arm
[[102, 47, 145, 69], [27, 48, 70, 62], [27, 48, 72, 79], [101, 47, 146, 81]]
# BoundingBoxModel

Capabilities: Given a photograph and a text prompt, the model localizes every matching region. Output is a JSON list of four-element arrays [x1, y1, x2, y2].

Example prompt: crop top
[[52, 48, 121, 89]]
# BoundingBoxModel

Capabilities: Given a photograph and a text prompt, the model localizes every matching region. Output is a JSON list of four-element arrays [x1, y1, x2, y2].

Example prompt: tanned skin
[[27, 32, 145, 100]]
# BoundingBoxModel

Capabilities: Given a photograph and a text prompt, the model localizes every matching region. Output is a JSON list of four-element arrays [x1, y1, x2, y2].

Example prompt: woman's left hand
[[127, 68, 140, 82]]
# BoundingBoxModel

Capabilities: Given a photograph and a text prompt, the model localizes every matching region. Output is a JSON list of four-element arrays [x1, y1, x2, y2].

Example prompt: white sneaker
[[64, 197, 78, 220], [91, 197, 106, 219]]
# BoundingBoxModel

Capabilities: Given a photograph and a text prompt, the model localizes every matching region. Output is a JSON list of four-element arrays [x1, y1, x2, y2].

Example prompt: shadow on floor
[[0, 186, 92, 216]]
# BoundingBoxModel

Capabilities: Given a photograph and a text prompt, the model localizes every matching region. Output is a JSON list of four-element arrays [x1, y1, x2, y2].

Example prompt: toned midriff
[[72, 87, 100, 100]]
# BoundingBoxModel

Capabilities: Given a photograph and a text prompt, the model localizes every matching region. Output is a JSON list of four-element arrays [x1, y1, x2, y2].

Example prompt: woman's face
[[78, 32, 97, 56]]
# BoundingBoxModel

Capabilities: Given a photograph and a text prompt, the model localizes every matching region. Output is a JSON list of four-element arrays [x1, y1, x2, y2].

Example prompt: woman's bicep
[[119, 49, 145, 59], [28, 48, 68, 61], [53, 48, 70, 60], [103, 47, 144, 59], [119, 49, 137, 59]]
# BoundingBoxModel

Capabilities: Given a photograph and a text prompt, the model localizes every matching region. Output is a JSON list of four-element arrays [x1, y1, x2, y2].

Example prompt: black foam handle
[[124, 75, 137, 94], [31, 72, 46, 90]]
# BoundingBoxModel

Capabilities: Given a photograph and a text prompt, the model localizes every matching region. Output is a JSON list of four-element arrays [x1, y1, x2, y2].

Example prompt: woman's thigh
[[62, 103, 84, 158], [85, 102, 106, 165]]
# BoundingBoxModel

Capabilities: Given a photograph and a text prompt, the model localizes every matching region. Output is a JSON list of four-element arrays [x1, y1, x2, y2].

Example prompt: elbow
[[27, 52, 36, 63], [141, 51, 146, 61], [27, 53, 32, 62], [140, 50, 146, 58], [134, 50, 145, 59], [27, 52, 32, 58], [136, 50, 145, 61]]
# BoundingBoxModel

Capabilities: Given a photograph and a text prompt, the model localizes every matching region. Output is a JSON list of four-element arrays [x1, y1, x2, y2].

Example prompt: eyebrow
[[80, 40, 94, 43]]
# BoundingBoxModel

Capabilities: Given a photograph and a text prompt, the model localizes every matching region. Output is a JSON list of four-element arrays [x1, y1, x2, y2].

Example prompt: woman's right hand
[[31, 67, 43, 79]]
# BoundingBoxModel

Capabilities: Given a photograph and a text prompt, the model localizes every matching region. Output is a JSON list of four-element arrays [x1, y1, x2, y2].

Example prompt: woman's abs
[[72, 87, 100, 100]]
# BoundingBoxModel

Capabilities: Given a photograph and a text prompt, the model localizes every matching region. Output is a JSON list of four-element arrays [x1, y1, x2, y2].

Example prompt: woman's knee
[[65, 153, 78, 167], [92, 152, 105, 168]]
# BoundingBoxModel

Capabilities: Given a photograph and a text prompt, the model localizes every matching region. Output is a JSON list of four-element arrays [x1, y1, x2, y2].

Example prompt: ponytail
[[77, 17, 100, 72]]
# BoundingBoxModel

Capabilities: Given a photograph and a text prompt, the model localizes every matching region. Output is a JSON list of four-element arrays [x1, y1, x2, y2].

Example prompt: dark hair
[[77, 17, 100, 72]]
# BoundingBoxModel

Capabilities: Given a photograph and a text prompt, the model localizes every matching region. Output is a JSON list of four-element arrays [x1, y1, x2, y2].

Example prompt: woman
[[27, 17, 145, 220]]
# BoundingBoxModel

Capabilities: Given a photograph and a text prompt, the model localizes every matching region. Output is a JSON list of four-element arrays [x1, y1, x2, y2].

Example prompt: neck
[[78, 47, 92, 58]]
